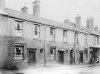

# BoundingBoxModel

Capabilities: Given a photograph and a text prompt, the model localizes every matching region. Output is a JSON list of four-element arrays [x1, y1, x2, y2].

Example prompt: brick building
[[0, 0, 100, 69]]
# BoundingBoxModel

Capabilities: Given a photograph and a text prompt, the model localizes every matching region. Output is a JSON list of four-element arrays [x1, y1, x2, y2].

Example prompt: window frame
[[14, 45, 24, 61], [15, 21, 23, 37], [50, 27, 55, 41], [34, 24, 40, 37], [63, 30, 67, 42]]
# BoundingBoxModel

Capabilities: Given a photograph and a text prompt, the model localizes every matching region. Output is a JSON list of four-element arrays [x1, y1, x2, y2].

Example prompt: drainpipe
[[44, 25, 46, 66]]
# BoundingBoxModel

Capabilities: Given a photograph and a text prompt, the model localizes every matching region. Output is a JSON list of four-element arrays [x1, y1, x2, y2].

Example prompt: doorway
[[79, 51, 83, 63], [70, 50, 74, 64], [28, 49, 36, 64], [58, 50, 64, 64]]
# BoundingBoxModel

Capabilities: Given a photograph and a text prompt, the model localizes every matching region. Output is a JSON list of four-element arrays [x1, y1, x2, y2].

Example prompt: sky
[[5, 0, 100, 28]]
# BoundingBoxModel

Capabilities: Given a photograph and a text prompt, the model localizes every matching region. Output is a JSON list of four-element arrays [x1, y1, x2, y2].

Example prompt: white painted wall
[[55, 28, 63, 42], [45, 26, 50, 41], [87, 34, 94, 46], [23, 22, 34, 40], [67, 30, 75, 44], [78, 33, 86, 47]]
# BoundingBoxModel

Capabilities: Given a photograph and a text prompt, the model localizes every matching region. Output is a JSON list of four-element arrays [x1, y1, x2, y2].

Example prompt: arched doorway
[[70, 50, 74, 64]]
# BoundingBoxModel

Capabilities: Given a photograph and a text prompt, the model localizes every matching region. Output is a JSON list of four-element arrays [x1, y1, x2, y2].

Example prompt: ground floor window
[[14, 45, 24, 60], [50, 47, 56, 60]]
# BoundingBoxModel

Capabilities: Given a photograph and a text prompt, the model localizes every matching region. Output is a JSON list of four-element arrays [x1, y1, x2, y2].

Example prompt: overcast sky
[[5, 0, 100, 28]]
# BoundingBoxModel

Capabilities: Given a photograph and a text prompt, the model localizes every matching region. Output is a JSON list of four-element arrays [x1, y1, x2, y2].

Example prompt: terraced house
[[0, 0, 100, 69]]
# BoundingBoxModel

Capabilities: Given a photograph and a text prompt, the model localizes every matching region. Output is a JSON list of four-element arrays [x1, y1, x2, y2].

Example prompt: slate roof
[[3, 8, 100, 36]]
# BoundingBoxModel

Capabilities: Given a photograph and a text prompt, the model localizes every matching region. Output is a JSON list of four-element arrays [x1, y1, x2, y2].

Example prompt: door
[[58, 50, 64, 63], [28, 49, 36, 64], [79, 51, 83, 63], [70, 50, 74, 64]]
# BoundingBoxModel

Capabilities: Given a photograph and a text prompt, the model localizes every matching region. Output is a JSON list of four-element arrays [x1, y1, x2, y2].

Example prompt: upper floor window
[[50, 27, 55, 35], [63, 30, 67, 42], [34, 24, 40, 37], [75, 32, 78, 44], [15, 22, 23, 37], [97, 36, 99, 45], [50, 27, 55, 41]]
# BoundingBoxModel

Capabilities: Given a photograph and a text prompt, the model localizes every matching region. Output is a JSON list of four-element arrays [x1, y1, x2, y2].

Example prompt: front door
[[58, 50, 64, 63], [28, 49, 36, 64], [79, 51, 83, 63]]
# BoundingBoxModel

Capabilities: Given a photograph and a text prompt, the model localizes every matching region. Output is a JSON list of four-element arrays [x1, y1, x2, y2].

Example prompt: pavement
[[0, 63, 100, 74]]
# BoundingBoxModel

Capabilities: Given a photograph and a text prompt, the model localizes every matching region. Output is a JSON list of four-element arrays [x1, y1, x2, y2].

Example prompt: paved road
[[0, 64, 100, 74]]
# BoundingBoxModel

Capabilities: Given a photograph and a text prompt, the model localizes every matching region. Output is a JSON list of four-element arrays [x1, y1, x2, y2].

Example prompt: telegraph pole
[[44, 25, 46, 66]]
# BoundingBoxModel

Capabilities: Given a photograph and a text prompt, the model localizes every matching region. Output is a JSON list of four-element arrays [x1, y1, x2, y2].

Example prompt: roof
[[4, 8, 100, 36]]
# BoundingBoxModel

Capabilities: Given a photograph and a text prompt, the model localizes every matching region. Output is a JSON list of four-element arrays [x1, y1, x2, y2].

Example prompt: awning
[[90, 44, 100, 49], [57, 49, 66, 51]]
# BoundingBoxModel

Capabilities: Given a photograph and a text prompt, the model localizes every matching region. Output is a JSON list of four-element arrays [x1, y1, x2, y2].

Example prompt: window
[[63, 30, 67, 42], [34, 24, 40, 37], [40, 48, 43, 53], [50, 27, 55, 35], [50, 47, 55, 54], [97, 37, 99, 44], [50, 27, 55, 41], [15, 22, 23, 37], [14, 45, 23, 60], [75, 33, 78, 43]]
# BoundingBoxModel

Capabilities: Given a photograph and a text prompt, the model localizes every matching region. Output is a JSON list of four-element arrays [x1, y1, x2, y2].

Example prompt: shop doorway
[[58, 50, 64, 64], [28, 48, 36, 64]]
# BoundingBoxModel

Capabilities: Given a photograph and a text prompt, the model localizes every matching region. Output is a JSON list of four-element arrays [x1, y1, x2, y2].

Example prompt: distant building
[[0, 0, 100, 69]]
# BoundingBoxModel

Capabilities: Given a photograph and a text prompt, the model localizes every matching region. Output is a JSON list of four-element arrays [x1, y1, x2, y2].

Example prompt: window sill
[[33, 38, 41, 41]]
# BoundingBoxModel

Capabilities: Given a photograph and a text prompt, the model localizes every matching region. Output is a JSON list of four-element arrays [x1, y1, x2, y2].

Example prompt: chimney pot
[[21, 6, 28, 13]]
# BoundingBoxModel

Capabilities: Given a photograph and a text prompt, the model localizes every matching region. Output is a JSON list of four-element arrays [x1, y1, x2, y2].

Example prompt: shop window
[[14, 45, 23, 60]]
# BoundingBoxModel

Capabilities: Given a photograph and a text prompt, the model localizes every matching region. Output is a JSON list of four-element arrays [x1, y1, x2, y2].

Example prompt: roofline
[[2, 8, 100, 36]]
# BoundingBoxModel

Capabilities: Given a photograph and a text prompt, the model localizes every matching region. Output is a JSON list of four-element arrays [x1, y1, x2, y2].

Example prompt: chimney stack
[[64, 20, 70, 25], [94, 26, 98, 32], [0, 0, 7, 15], [75, 15, 81, 28], [21, 6, 28, 13], [86, 17, 94, 30], [33, 0, 40, 17]]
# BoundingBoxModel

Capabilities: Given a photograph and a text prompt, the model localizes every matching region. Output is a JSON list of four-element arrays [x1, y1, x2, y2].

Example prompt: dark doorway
[[70, 50, 74, 64], [28, 49, 36, 64], [58, 50, 64, 64], [79, 51, 83, 63]]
